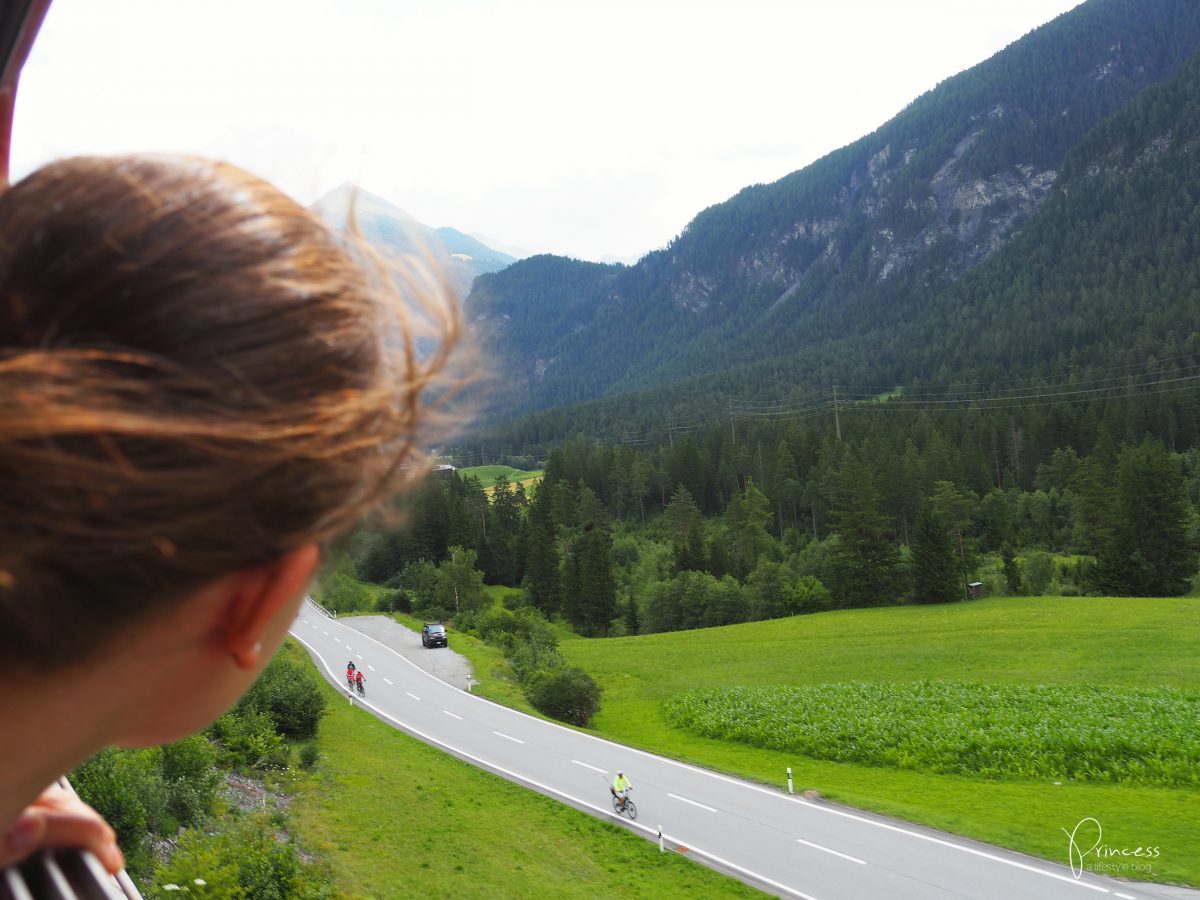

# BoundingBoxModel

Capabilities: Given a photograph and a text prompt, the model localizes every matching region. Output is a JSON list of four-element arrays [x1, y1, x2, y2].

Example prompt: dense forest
[[347, 382, 1200, 642]]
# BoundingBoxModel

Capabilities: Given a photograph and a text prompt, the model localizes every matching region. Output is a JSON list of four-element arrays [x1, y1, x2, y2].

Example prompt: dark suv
[[421, 622, 447, 648]]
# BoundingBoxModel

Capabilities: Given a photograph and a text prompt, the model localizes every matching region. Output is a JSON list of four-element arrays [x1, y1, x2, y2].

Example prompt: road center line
[[571, 760, 606, 774], [1114, 894, 1135, 900], [405, 691, 421, 701], [444, 710, 463, 720], [383, 678, 394, 685], [797, 838, 866, 865], [668, 793, 716, 813], [494, 731, 525, 744], [322, 630, 328, 635], [368, 665, 375, 671]]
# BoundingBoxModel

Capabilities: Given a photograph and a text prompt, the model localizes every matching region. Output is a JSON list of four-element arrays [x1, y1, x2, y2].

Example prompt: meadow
[[556, 596, 1200, 886], [457, 464, 543, 492]]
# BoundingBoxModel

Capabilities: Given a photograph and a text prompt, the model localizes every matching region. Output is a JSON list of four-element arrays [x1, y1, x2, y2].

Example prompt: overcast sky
[[13, 0, 1082, 262]]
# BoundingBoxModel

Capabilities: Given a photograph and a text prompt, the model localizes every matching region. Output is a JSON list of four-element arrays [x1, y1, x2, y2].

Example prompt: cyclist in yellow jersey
[[611, 770, 632, 810]]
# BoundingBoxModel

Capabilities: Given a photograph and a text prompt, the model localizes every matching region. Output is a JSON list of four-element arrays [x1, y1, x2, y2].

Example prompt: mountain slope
[[312, 184, 517, 298], [468, 0, 1200, 423]]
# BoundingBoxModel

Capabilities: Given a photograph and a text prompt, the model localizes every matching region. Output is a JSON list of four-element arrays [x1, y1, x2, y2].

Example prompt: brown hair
[[0, 156, 459, 666]]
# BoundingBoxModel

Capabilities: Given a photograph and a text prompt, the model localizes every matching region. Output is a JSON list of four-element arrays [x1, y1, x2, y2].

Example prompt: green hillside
[[467, 0, 1200, 442], [558, 596, 1200, 886]]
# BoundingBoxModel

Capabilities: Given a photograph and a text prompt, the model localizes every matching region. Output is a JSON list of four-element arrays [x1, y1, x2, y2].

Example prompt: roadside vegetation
[[285, 657, 760, 899], [71, 642, 335, 897]]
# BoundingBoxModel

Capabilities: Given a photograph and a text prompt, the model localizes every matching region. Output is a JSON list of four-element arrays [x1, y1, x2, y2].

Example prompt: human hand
[[1, 783, 124, 873]]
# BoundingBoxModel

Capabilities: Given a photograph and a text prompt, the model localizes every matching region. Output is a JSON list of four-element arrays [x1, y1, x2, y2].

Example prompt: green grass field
[[285, 641, 760, 899], [555, 596, 1200, 886], [457, 465, 543, 492]]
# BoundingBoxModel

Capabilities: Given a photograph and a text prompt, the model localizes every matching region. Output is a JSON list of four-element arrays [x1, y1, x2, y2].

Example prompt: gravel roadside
[[339, 614, 473, 690]]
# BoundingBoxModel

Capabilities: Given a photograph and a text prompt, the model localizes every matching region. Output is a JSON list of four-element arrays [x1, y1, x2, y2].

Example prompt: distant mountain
[[312, 184, 517, 298], [466, 0, 1200, 432]]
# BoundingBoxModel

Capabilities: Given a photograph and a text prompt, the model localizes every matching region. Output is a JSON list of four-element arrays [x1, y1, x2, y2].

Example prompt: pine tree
[[1094, 438, 1197, 596], [524, 481, 561, 614], [828, 456, 899, 607], [910, 504, 961, 604]]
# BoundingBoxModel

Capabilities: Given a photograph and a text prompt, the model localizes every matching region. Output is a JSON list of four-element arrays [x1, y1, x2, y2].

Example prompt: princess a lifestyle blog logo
[[1063, 818, 1160, 879]]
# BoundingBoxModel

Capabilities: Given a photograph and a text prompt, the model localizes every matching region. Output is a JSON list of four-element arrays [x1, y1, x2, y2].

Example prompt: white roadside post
[[658, 826, 664, 853], [787, 767, 794, 795]]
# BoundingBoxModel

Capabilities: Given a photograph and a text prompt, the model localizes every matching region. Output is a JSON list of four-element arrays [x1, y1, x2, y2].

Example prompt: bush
[[160, 736, 219, 828], [1021, 550, 1056, 596], [72, 749, 155, 878], [791, 575, 833, 614], [315, 571, 375, 614], [299, 743, 321, 770], [211, 709, 287, 770], [526, 667, 601, 726], [237, 653, 327, 740], [151, 814, 335, 899], [378, 588, 411, 613]]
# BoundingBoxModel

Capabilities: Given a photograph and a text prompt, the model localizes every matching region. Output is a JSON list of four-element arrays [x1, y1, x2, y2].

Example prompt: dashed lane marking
[[668, 793, 716, 813], [797, 838, 866, 865]]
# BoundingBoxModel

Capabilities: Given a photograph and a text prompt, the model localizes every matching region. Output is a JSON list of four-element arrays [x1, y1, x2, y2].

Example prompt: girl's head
[[0, 155, 458, 680]]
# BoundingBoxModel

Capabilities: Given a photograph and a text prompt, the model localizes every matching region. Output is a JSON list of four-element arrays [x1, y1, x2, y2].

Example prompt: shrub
[[790, 575, 833, 614], [211, 709, 287, 770], [378, 588, 411, 613], [72, 749, 154, 878], [316, 571, 375, 614], [299, 743, 321, 770], [160, 736, 219, 828], [526, 667, 601, 726], [1021, 550, 1056, 596], [152, 814, 335, 899], [236, 652, 327, 740]]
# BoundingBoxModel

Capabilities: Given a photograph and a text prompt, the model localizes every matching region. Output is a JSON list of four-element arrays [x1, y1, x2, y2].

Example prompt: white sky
[[13, 0, 1082, 262]]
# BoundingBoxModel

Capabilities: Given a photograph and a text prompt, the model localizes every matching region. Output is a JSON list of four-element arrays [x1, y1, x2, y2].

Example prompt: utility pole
[[729, 399, 736, 444], [667, 415, 675, 448], [833, 385, 842, 442]]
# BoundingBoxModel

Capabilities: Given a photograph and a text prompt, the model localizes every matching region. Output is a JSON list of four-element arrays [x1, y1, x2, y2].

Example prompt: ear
[[222, 543, 320, 670]]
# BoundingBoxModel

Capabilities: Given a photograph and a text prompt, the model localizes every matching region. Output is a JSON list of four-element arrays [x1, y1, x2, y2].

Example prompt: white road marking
[[494, 731, 525, 744], [1114, 895, 1135, 900], [322, 630, 328, 635], [368, 665, 375, 671], [405, 691, 420, 701], [383, 678, 394, 685], [571, 760, 606, 774], [668, 793, 716, 813], [797, 838, 866, 865], [289, 627, 819, 900], [444, 710, 463, 720]]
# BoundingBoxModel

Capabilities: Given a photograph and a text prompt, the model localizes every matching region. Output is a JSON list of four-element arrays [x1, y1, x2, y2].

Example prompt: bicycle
[[610, 789, 637, 820], [355, 679, 366, 698]]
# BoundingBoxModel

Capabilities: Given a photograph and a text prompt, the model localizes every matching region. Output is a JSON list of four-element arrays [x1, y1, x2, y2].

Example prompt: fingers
[[1, 797, 125, 874]]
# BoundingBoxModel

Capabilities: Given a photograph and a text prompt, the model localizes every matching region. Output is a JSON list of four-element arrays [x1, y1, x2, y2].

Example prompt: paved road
[[290, 601, 1193, 900]]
